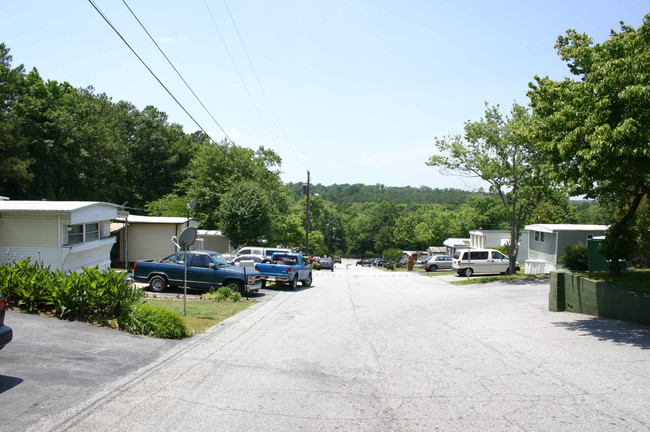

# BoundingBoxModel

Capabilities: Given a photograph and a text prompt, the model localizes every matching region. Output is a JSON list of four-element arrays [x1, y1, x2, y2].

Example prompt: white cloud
[[160, 36, 188, 45]]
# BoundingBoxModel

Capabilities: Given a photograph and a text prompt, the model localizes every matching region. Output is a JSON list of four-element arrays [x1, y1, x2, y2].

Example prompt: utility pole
[[304, 171, 310, 255]]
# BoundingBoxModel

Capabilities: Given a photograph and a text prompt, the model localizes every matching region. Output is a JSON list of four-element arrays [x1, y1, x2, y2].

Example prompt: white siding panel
[[63, 242, 115, 272], [70, 204, 118, 225], [128, 224, 182, 262], [0, 246, 60, 268], [0, 215, 59, 248]]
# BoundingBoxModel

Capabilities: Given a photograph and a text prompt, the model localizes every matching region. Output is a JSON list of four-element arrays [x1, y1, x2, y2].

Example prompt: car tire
[[290, 276, 298, 290], [227, 280, 244, 293], [427, 264, 437, 272], [464, 267, 474, 277], [302, 274, 312, 287], [331, 267, 334, 272], [148, 275, 167, 292], [261, 280, 267, 289]]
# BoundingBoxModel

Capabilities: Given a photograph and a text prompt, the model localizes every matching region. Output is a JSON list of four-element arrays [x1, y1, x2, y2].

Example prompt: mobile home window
[[68, 225, 84, 244], [67, 223, 102, 245], [534, 231, 545, 242]]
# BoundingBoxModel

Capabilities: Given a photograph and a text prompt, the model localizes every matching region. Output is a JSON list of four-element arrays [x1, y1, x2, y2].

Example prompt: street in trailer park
[[1, 261, 649, 431]]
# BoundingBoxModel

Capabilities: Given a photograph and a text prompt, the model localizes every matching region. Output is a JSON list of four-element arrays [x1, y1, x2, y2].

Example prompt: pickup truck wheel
[[302, 274, 312, 287], [149, 275, 167, 292], [226, 280, 244, 293], [290, 276, 298, 290]]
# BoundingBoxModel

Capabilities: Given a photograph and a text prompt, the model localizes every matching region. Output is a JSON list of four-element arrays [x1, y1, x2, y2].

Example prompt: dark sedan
[[317, 257, 334, 271], [356, 258, 373, 267], [0, 292, 13, 350]]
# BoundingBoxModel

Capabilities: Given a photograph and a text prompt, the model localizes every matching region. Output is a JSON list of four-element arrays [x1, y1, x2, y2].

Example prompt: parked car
[[0, 292, 13, 350], [452, 248, 512, 276], [356, 258, 372, 267], [375, 259, 388, 267], [133, 250, 262, 293], [317, 257, 334, 271], [424, 255, 453, 272], [231, 254, 270, 267], [235, 246, 291, 259], [334, 257, 342, 263]]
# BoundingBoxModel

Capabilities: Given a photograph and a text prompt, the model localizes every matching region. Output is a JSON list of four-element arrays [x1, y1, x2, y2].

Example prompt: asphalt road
[[1, 262, 649, 431]]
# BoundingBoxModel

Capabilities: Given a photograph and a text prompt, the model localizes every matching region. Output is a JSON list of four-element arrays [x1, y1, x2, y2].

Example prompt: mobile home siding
[[0, 215, 60, 267], [127, 224, 184, 262], [528, 231, 557, 263], [557, 231, 601, 264]]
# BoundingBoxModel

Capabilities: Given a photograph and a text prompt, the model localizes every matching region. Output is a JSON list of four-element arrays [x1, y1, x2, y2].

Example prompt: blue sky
[[2, 1, 648, 190]]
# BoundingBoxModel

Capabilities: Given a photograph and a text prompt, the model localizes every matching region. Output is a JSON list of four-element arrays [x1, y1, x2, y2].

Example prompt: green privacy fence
[[550, 271, 650, 326]]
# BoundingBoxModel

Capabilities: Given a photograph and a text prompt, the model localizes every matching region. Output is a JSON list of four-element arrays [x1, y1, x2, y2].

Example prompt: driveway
[[2, 264, 649, 431]]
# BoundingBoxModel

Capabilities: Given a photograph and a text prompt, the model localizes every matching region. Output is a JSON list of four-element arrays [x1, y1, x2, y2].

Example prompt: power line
[[202, 0, 300, 175], [221, 0, 304, 165], [121, 0, 233, 143], [87, 0, 219, 144]]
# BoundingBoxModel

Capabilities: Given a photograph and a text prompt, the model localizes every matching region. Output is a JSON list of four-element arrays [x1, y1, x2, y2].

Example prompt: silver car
[[425, 255, 453, 272]]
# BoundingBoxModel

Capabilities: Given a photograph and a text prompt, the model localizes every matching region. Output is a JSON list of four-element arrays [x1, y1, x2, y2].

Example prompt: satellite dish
[[177, 227, 197, 250]]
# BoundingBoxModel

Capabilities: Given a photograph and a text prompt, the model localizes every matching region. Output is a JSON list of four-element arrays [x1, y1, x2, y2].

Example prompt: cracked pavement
[[2, 262, 649, 431]]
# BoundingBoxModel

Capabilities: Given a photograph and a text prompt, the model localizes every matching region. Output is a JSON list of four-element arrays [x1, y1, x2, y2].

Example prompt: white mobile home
[[524, 224, 608, 274], [0, 200, 120, 272], [469, 229, 529, 262]]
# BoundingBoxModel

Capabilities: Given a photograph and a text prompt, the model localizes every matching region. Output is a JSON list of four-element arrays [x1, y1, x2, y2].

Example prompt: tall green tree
[[528, 14, 650, 274], [0, 43, 30, 197], [428, 103, 552, 273], [217, 181, 272, 248]]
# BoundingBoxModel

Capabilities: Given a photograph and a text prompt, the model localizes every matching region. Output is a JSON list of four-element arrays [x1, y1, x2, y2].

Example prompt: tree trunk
[[606, 193, 645, 276]]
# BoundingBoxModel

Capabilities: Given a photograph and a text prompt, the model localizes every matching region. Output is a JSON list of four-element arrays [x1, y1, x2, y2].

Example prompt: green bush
[[311, 262, 319, 270], [0, 259, 142, 321], [382, 248, 403, 271], [560, 243, 589, 271], [231, 292, 242, 302], [118, 303, 187, 339], [204, 286, 236, 301]]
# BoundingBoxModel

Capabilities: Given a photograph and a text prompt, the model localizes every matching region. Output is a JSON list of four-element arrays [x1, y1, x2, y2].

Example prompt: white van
[[452, 248, 511, 276], [235, 246, 291, 259]]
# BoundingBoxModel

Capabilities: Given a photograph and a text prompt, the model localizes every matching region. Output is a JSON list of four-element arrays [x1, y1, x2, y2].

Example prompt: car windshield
[[209, 252, 229, 266]]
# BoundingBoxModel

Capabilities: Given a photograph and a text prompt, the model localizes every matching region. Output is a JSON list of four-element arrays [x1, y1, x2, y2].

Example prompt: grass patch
[[143, 299, 252, 335], [581, 269, 650, 296], [449, 272, 547, 285], [420, 270, 456, 277]]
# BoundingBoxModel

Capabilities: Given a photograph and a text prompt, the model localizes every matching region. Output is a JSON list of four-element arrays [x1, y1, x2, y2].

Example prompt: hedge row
[[0, 259, 187, 339]]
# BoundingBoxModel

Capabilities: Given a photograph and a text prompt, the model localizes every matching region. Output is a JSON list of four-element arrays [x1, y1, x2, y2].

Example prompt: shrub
[[118, 303, 187, 339], [560, 243, 589, 271], [0, 259, 142, 321], [382, 248, 403, 271], [312, 262, 319, 270], [231, 292, 242, 302], [204, 286, 235, 301]]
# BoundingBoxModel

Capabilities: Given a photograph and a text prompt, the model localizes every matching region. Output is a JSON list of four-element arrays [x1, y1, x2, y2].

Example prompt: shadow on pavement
[[553, 317, 650, 350], [0, 375, 23, 394]]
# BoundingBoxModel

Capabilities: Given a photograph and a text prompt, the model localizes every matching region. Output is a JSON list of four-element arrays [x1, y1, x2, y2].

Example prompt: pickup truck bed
[[254, 253, 312, 290]]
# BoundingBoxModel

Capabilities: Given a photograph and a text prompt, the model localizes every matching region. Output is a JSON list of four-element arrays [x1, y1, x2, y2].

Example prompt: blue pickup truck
[[254, 253, 312, 290], [133, 250, 262, 293]]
